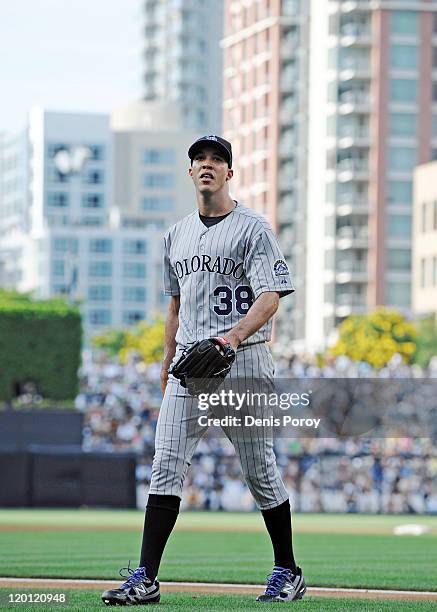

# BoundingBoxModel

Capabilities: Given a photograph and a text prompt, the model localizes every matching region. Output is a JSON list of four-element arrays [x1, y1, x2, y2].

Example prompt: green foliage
[[0, 291, 82, 400], [413, 314, 437, 368], [92, 318, 165, 365], [331, 308, 417, 368], [92, 328, 127, 357]]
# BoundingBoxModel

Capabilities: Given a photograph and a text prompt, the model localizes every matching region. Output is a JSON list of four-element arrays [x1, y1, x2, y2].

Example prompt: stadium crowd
[[76, 350, 437, 514]]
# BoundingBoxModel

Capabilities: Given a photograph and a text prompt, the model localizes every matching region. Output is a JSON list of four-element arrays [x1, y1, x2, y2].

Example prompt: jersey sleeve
[[163, 233, 180, 296], [244, 227, 295, 299]]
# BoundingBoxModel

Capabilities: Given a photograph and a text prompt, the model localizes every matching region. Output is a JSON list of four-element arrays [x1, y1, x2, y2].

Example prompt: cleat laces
[[118, 561, 147, 589], [264, 569, 291, 597]]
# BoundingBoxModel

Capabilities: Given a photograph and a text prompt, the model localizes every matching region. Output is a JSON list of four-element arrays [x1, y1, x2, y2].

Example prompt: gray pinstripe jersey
[[163, 202, 294, 347]]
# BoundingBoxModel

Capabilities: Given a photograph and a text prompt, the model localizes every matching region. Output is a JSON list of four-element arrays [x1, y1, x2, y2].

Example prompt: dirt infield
[[1, 577, 436, 602]]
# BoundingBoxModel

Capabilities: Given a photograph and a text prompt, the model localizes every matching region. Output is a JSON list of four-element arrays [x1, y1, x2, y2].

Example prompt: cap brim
[[188, 140, 231, 166]]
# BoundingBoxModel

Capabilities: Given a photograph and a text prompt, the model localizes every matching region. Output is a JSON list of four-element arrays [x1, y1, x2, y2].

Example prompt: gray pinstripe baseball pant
[[149, 343, 289, 510]]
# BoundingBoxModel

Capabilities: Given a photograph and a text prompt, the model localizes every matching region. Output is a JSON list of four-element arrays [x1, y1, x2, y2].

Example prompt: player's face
[[189, 147, 233, 194]]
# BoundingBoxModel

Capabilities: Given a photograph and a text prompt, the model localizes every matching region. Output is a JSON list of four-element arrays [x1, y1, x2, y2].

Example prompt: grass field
[[0, 510, 436, 610], [1, 590, 437, 612]]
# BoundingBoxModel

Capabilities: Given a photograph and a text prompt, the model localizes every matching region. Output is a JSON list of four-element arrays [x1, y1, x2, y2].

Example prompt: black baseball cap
[[188, 135, 232, 168]]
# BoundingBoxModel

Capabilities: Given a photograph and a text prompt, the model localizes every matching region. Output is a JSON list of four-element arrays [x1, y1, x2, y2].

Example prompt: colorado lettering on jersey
[[173, 255, 244, 280]]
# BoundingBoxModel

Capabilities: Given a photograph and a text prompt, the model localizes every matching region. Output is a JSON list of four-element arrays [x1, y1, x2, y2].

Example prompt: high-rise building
[[223, 0, 437, 351], [0, 106, 197, 342], [412, 160, 437, 317], [306, 0, 437, 350], [222, 0, 310, 344], [141, 0, 224, 133]]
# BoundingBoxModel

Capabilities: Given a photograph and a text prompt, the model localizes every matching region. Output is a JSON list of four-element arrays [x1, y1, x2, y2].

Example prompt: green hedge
[[0, 295, 82, 400]]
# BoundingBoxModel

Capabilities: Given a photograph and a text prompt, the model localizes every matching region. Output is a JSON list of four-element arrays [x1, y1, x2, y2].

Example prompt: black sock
[[139, 494, 180, 580], [261, 500, 298, 573]]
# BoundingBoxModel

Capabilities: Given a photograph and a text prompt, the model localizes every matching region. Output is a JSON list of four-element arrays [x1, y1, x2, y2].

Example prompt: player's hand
[[160, 367, 169, 395]]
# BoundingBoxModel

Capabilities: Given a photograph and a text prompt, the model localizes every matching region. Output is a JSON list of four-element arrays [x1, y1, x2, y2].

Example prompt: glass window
[[388, 147, 416, 172], [390, 44, 417, 70], [123, 262, 146, 278], [89, 261, 112, 277], [89, 239, 112, 253], [47, 193, 69, 207], [432, 116, 437, 137], [389, 113, 416, 137], [387, 181, 412, 205], [47, 144, 68, 158], [390, 11, 418, 36], [89, 310, 111, 325], [421, 258, 426, 288], [123, 240, 147, 255], [88, 285, 112, 301], [422, 202, 427, 232], [433, 83, 437, 103], [386, 282, 411, 307], [53, 284, 68, 295], [142, 197, 175, 211], [123, 287, 147, 302], [83, 169, 104, 184], [389, 79, 417, 103], [386, 248, 411, 271], [47, 167, 69, 183], [52, 260, 65, 276], [53, 237, 77, 253], [433, 47, 437, 69], [433, 256, 437, 286], [387, 214, 411, 238], [143, 174, 175, 188], [123, 311, 145, 324], [143, 149, 176, 164], [82, 193, 104, 208], [87, 145, 105, 161]]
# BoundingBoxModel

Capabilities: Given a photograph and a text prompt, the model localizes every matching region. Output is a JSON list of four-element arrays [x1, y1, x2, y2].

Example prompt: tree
[[119, 318, 165, 364], [330, 308, 417, 369], [413, 314, 437, 368], [92, 328, 128, 357]]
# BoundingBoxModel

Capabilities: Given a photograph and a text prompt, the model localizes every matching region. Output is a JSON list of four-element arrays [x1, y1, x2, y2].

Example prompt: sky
[[0, 0, 141, 132]]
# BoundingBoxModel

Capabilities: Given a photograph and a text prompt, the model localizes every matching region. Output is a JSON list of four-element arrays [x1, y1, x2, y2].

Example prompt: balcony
[[340, 1, 372, 14], [336, 196, 368, 216], [280, 71, 298, 93], [335, 292, 367, 318], [337, 126, 370, 148], [281, 37, 299, 58], [338, 58, 371, 81], [336, 260, 368, 283], [277, 198, 296, 224], [278, 173, 296, 191], [338, 90, 371, 114], [336, 225, 368, 249], [280, 101, 299, 125], [279, 138, 296, 158], [339, 23, 372, 46], [337, 158, 369, 182]]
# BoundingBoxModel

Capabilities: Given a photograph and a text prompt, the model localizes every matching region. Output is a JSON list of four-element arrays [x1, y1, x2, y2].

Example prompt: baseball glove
[[169, 336, 236, 397]]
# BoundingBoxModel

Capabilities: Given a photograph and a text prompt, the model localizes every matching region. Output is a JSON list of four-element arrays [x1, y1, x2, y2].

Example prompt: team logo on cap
[[273, 259, 289, 276], [205, 135, 218, 141]]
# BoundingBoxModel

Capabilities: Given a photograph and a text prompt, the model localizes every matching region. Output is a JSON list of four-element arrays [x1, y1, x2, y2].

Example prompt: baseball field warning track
[[1, 577, 436, 602]]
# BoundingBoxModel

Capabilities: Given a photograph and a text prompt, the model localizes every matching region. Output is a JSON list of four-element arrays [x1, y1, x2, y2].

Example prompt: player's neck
[[196, 192, 235, 217]]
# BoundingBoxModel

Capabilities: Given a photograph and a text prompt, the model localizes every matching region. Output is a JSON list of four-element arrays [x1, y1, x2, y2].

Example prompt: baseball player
[[102, 135, 306, 605]]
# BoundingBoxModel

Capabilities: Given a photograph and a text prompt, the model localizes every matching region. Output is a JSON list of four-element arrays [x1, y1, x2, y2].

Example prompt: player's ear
[[188, 167, 193, 178], [226, 168, 233, 181]]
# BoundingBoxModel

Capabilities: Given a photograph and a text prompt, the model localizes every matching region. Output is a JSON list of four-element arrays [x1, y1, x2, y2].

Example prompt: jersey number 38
[[213, 285, 254, 316]]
